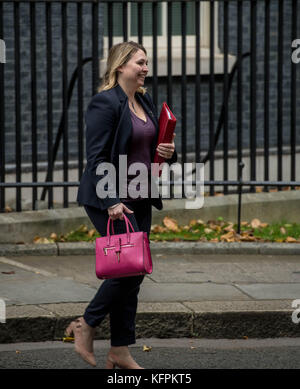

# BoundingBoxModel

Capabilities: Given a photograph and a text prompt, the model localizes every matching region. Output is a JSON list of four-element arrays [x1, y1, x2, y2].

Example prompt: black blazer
[[76, 83, 178, 211]]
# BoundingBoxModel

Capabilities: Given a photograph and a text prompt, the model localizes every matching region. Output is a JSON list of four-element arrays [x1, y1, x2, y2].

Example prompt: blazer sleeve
[[145, 92, 178, 166], [85, 93, 121, 210]]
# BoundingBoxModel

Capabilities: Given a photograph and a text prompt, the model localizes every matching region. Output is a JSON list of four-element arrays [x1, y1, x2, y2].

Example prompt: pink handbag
[[95, 214, 153, 279]]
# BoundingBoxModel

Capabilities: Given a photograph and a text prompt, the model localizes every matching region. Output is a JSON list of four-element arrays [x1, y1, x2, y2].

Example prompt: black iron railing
[[0, 1, 299, 235]]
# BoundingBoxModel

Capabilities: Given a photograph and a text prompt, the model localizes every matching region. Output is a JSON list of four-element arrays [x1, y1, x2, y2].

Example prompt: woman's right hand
[[107, 202, 134, 221]]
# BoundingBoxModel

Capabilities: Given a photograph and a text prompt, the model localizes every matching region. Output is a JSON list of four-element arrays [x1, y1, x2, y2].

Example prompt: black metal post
[[237, 161, 245, 234]]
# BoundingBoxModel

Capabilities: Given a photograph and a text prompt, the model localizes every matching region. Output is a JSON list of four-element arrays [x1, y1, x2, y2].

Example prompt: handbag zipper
[[103, 243, 134, 256]]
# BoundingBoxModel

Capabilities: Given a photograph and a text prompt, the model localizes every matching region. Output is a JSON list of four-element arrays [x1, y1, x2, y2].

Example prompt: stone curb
[[1, 302, 299, 343], [0, 241, 300, 257]]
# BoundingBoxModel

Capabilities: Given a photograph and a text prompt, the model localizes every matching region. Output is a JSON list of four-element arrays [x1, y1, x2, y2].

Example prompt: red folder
[[152, 102, 177, 177]]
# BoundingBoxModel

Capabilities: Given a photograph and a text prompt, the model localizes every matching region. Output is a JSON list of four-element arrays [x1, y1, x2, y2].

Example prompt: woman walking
[[65, 41, 177, 369]]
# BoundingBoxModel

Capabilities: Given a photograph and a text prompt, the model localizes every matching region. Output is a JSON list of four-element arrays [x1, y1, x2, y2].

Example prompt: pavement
[[1, 241, 300, 344]]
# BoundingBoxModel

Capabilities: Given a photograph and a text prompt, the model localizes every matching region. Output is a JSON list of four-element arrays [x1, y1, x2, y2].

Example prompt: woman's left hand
[[156, 133, 176, 159]]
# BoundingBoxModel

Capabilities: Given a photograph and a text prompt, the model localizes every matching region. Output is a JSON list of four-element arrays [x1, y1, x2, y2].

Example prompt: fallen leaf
[[260, 223, 269, 228], [224, 223, 234, 232], [50, 233, 58, 240], [189, 220, 198, 227], [33, 237, 53, 244], [280, 227, 286, 235], [240, 233, 256, 241], [77, 225, 88, 233], [16, 350, 21, 354], [88, 229, 96, 237], [151, 224, 166, 233], [243, 336, 248, 340], [286, 237, 297, 243], [1, 271, 15, 275], [62, 337, 74, 343], [220, 231, 235, 241], [204, 228, 213, 234], [163, 216, 179, 232], [143, 345, 152, 352], [250, 218, 261, 229]]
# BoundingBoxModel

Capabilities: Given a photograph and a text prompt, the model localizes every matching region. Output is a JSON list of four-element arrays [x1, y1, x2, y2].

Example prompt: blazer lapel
[[113, 83, 159, 162], [135, 92, 158, 129]]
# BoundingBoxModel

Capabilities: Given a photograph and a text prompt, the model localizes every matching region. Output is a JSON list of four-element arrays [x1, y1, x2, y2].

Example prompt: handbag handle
[[106, 213, 135, 245]]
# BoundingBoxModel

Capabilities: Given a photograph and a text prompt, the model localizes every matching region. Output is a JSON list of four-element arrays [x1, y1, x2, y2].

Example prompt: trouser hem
[[110, 337, 136, 347], [83, 313, 100, 329]]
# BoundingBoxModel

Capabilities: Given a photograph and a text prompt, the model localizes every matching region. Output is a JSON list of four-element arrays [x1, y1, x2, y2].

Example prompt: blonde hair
[[98, 41, 147, 95]]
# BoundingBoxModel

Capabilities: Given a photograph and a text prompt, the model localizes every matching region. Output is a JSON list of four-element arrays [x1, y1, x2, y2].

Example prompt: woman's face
[[118, 49, 149, 88]]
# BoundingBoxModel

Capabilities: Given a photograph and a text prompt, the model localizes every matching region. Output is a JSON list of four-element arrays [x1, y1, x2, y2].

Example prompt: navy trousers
[[83, 199, 152, 347]]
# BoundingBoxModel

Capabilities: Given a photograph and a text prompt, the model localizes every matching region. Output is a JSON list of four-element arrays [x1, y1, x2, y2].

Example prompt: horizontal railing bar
[[1, 181, 300, 188], [0, 182, 81, 188], [0, 0, 233, 3], [160, 181, 300, 187]]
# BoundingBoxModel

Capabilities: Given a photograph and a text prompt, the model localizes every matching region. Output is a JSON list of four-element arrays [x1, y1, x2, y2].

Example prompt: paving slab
[[148, 261, 257, 283], [234, 283, 300, 300], [139, 282, 249, 302], [0, 262, 96, 305], [37, 303, 90, 318], [0, 277, 96, 306], [234, 261, 300, 283], [6, 304, 56, 319]]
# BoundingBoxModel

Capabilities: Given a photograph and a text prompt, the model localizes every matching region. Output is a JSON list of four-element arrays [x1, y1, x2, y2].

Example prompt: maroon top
[[119, 109, 156, 202]]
